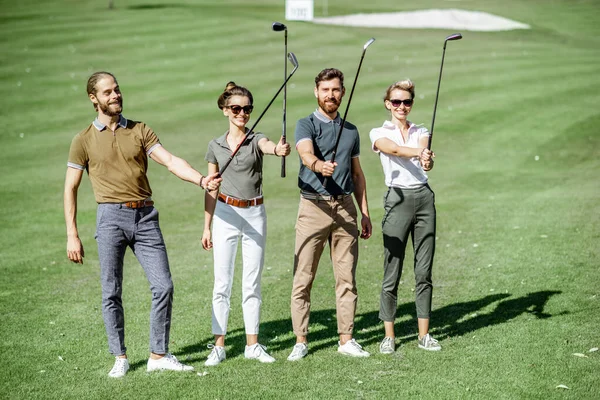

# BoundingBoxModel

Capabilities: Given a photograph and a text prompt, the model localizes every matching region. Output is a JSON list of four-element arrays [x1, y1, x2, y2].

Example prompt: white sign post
[[286, 0, 314, 21]]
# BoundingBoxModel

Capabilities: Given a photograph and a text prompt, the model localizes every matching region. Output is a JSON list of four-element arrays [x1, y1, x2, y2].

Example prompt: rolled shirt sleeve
[[67, 134, 87, 170]]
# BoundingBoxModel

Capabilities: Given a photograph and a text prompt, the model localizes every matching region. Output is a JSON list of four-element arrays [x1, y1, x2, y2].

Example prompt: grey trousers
[[95, 204, 173, 356], [379, 185, 436, 321]]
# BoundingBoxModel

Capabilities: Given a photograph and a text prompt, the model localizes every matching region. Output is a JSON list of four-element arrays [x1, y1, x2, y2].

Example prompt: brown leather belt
[[122, 200, 154, 209], [218, 193, 263, 208]]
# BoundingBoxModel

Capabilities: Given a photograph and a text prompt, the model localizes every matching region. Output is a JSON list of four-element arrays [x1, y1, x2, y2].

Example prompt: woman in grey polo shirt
[[369, 80, 441, 354], [201, 82, 290, 366]]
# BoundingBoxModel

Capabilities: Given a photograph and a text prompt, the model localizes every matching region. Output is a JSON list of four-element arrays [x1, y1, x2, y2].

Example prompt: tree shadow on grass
[[145, 289, 562, 368]]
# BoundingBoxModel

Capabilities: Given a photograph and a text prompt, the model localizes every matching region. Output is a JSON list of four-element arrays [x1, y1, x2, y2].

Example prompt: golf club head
[[445, 33, 463, 41], [272, 22, 287, 32], [288, 52, 299, 70], [363, 37, 376, 50]]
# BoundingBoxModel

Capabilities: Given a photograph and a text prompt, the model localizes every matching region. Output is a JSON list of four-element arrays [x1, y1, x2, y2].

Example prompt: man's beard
[[99, 98, 123, 116], [318, 97, 340, 114]]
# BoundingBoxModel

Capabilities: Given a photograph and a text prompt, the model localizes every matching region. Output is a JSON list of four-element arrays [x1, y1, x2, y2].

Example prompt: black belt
[[300, 191, 350, 201]]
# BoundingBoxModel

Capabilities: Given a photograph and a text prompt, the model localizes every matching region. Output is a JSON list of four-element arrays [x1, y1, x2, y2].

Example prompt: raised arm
[[64, 167, 85, 264], [149, 145, 221, 190], [201, 162, 219, 251], [350, 157, 372, 239]]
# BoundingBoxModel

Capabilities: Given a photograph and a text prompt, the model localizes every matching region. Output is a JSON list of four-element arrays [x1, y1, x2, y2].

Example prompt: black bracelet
[[199, 175, 205, 190], [274, 146, 278, 157]]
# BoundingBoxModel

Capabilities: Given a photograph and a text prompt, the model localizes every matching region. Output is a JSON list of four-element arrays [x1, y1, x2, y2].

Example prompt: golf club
[[219, 52, 300, 177], [428, 32, 462, 150], [272, 22, 288, 177], [323, 37, 375, 187]]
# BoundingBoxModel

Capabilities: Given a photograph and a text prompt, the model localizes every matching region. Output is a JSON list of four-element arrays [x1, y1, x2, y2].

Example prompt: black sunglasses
[[389, 99, 414, 107], [227, 105, 254, 115]]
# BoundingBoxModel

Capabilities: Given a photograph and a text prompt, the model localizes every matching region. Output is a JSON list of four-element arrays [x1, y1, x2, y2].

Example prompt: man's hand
[[67, 235, 85, 264], [321, 160, 337, 177], [359, 215, 372, 239], [203, 173, 222, 192]]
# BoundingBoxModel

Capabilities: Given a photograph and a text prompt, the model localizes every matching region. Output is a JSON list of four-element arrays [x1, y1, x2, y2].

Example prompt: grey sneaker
[[205, 344, 226, 366], [338, 339, 370, 357], [245, 343, 275, 363], [287, 343, 308, 361], [108, 357, 129, 378], [418, 333, 441, 351], [147, 353, 194, 372], [379, 337, 395, 354]]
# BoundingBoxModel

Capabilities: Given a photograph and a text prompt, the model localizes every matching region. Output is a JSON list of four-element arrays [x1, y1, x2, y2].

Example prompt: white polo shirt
[[369, 120, 430, 189]]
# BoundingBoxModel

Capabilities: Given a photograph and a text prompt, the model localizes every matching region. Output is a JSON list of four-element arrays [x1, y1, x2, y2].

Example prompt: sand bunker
[[313, 9, 530, 32]]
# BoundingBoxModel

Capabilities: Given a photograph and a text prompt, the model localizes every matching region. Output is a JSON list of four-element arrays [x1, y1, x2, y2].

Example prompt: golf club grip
[[280, 156, 286, 177]]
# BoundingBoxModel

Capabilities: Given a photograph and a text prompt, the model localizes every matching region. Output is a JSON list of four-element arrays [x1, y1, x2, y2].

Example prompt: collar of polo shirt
[[93, 115, 128, 131]]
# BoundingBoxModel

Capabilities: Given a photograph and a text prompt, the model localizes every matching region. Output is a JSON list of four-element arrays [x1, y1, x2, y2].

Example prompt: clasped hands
[[419, 148, 435, 171]]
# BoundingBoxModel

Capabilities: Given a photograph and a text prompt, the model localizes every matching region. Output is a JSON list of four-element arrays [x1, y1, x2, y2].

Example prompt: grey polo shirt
[[295, 110, 360, 196], [205, 130, 267, 199]]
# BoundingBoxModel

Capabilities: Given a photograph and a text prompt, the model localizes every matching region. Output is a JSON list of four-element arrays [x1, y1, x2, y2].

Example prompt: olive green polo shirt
[[67, 115, 161, 203], [205, 130, 267, 199]]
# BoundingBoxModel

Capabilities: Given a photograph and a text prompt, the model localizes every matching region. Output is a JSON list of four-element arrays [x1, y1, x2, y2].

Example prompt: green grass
[[1, 0, 599, 398]]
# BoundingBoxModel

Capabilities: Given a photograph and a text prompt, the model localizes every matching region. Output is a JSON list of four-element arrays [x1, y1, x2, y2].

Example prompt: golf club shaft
[[281, 29, 288, 177], [219, 60, 299, 176], [428, 42, 448, 150], [323, 41, 373, 187]]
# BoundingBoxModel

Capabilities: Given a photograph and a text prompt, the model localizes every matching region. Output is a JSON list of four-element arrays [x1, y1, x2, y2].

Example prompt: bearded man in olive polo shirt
[[287, 68, 372, 361], [64, 71, 220, 378]]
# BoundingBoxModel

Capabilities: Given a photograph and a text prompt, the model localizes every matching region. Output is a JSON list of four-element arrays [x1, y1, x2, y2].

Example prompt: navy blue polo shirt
[[295, 110, 360, 196]]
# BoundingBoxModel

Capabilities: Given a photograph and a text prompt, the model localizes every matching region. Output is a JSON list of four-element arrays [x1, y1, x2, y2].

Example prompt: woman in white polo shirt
[[369, 79, 441, 354], [201, 82, 290, 366]]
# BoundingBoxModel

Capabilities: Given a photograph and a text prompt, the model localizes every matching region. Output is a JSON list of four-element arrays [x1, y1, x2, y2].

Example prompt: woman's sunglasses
[[389, 99, 414, 107], [227, 105, 254, 115]]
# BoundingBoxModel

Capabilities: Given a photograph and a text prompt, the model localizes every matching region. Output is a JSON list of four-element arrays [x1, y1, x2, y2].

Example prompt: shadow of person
[[435, 290, 563, 341], [352, 293, 512, 347], [176, 290, 563, 363]]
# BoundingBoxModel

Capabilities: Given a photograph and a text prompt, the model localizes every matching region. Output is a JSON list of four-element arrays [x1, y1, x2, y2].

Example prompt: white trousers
[[211, 200, 266, 335]]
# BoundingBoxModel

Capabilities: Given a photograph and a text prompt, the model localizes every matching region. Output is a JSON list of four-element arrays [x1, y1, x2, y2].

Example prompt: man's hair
[[86, 71, 117, 111], [314, 68, 344, 88]]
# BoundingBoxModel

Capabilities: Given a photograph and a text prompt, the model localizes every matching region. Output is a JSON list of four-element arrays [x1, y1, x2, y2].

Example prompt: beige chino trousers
[[291, 195, 359, 336]]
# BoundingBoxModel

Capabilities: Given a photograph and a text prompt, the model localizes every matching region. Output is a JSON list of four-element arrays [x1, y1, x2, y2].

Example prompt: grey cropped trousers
[[379, 185, 436, 321]]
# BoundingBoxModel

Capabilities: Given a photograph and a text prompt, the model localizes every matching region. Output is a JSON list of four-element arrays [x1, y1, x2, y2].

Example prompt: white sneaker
[[205, 345, 226, 366], [379, 337, 395, 354], [338, 339, 370, 357], [147, 353, 194, 372], [287, 343, 308, 361], [108, 357, 129, 378], [418, 333, 442, 351], [244, 343, 275, 363]]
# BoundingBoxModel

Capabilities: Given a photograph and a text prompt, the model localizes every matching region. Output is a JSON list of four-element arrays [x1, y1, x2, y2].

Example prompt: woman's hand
[[419, 148, 435, 171], [201, 228, 213, 250], [275, 136, 291, 157]]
